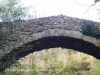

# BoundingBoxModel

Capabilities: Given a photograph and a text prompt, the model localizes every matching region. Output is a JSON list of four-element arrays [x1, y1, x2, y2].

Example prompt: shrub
[[82, 20, 100, 39]]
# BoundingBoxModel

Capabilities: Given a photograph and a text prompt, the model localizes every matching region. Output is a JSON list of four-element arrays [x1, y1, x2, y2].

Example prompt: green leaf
[[0, 24, 2, 30], [0, 32, 6, 42], [95, 43, 100, 48], [36, 42, 40, 44], [0, 47, 5, 51]]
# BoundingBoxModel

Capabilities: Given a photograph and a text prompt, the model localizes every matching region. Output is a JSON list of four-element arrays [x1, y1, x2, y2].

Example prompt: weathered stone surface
[[0, 15, 100, 72]]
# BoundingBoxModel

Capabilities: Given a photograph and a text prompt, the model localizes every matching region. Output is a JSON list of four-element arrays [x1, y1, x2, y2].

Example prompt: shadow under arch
[[0, 36, 100, 72]]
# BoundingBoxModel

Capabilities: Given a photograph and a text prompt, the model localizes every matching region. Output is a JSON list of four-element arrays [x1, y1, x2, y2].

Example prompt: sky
[[20, 0, 100, 22]]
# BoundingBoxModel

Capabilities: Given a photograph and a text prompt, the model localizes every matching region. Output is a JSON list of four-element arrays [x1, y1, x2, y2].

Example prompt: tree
[[95, 0, 100, 3], [0, 0, 27, 22]]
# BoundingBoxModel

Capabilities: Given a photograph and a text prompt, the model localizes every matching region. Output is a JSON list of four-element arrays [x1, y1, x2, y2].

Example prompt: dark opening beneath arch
[[0, 36, 100, 72]]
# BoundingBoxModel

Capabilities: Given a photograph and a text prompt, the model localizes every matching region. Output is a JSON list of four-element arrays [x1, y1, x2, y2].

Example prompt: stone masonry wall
[[0, 14, 100, 56]]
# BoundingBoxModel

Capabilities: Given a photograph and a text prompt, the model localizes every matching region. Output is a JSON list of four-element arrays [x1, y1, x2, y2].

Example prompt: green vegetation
[[82, 20, 100, 39], [95, 43, 100, 48], [1, 48, 100, 75], [95, 0, 100, 3], [0, 0, 28, 22]]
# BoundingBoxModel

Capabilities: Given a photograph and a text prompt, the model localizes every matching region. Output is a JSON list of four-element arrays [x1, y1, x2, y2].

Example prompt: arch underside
[[0, 36, 100, 72]]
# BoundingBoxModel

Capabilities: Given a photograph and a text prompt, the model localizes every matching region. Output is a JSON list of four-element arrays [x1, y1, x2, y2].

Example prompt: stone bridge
[[0, 15, 100, 72]]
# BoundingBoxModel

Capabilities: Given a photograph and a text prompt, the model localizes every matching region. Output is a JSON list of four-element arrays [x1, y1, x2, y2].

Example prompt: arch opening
[[0, 36, 100, 72], [4, 48, 93, 75]]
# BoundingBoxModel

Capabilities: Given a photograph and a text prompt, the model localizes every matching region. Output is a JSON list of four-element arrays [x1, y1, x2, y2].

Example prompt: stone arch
[[0, 29, 100, 72]]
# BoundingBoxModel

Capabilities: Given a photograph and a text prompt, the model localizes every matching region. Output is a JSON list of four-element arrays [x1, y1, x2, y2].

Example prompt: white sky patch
[[20, 0, 100, 22]]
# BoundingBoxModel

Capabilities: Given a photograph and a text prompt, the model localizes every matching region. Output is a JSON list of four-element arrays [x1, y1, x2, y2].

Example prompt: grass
[[0, 48, 100, 75]]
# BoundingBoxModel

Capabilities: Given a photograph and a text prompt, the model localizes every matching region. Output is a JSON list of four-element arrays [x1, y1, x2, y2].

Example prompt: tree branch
[[73, 0, 96, 18], [73, 0, 92, 6], [82, 4, 96, 18]]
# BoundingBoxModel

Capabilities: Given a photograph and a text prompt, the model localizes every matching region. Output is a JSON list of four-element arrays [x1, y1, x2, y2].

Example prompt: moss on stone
[[95, 43, 100, 48]]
